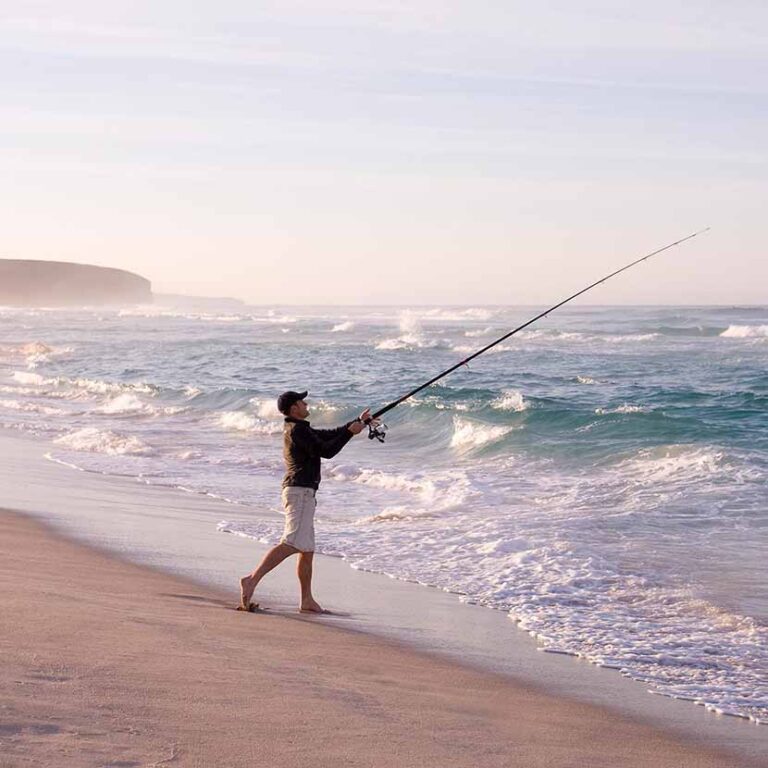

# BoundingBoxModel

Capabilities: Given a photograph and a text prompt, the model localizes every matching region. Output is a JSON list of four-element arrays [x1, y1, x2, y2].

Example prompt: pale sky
[[2, 2, 766, 304]]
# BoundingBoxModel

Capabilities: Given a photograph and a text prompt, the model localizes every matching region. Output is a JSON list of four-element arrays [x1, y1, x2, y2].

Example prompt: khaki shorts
[[280, 486, 317, 552]]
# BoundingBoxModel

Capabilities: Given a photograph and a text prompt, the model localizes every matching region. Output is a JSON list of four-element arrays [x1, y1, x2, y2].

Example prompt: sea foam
[[0, 398, 65, 415], [54, 427, 151, 455], [0, 342, 71, 368], [720, 324, 768, 338], [327, 464, 437, 498], [218, 411, 281, 435], [464, 326, 493, 338], [12, 372, 158, 400], [376, 312, 443, 350], [97, 393, 152, 414], [450, 417, 514, 451], [248, 398, 282, 420], [492, 390, 527, 412], [616, 445, 732, 484], [595, 404, 649, 415], [12, 371, 46, 386]]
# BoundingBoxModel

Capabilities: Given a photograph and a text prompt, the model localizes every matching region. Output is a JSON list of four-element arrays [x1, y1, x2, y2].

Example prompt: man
[[238, 390, 377, 613]]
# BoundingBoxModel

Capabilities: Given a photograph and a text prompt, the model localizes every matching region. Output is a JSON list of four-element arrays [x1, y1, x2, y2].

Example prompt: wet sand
[[1, 509, 758, 768]]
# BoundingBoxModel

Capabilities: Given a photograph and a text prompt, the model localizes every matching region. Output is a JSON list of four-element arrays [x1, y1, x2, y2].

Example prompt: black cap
[[277, 390, 308, 415]]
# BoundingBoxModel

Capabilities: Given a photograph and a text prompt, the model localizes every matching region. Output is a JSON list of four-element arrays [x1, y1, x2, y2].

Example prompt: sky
[[1, 1, 766, 305]]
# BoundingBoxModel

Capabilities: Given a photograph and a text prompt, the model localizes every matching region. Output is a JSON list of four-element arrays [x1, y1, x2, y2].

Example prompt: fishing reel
[[367, 422, 388, 443]]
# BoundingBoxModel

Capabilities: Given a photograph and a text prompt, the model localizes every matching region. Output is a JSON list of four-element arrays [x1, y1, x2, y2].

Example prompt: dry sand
[[0, 509, 759, 768]]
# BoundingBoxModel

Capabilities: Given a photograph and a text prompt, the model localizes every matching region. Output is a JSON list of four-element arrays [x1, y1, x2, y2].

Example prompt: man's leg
[[297, 551, 323, 613], [239, 542, 298, 609]]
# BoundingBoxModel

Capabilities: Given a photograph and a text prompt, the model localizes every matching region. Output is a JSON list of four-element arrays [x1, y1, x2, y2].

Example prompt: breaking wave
[[12, 371, 47, 386], [517, 330, 659, 344], [491, 390, 527, 412], [376, 311, 446, 350], [117, 306, 244, 323], [465, 326, 493, 337], [12, 371, 158, 399], [218, 411, 282, 435], [0, 341, 72, 368], [720, 324, 768, 339], [95, 392, 186, 417], [248, 397, 283, 420], [0, 398, 66, 416], [54, 427, 152, 455], [450, 416, 514, 451]]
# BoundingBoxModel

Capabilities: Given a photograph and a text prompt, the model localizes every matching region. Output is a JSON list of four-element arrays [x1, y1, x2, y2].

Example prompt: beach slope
[[0, 509, 755, 768]]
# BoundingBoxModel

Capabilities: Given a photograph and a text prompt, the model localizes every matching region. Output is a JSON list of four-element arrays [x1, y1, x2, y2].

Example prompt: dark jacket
[[282, 417, 353, 490]]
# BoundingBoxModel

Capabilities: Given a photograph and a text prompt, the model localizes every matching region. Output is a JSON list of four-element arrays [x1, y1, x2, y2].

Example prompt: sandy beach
[[3, 1, 766, 762], [2, 508, 760, 768]]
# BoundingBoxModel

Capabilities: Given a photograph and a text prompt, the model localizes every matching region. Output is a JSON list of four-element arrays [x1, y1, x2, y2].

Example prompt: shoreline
[[1, 507, 759, 768], [1, 428, 766, 765]]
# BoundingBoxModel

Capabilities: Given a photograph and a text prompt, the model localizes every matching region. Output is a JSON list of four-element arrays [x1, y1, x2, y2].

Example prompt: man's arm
[[299, 409, 377, 459], [295, 422, 353, 460], [312, 424, 353, 439]]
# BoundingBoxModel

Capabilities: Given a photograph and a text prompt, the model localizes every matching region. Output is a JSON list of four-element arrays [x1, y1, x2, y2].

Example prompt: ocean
[[1, 301, 766, 724]]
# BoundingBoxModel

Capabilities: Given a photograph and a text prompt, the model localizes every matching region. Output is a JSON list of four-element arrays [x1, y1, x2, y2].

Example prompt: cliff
[[0, 260, 152, 306]]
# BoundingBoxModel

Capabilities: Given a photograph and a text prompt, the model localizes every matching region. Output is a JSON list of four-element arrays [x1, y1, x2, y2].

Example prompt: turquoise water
[[1, 302, 766, 722]]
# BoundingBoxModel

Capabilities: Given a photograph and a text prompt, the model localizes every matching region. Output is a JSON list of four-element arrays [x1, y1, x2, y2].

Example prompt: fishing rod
[[365, 228, 710, 442]]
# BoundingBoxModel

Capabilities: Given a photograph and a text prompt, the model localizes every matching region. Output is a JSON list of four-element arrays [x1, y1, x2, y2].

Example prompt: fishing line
[[366, 228, 710, 442]]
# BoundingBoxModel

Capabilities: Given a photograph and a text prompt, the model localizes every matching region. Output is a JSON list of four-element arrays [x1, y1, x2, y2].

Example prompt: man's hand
[[359, 408, 381, 427], [348, 408, 380, 435]]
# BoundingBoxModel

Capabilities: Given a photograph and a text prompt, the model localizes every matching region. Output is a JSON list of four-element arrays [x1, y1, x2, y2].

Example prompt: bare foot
[[299, 599, 324, 614], [238, 575, 256, 611]]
